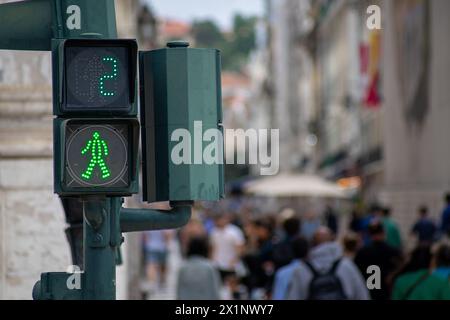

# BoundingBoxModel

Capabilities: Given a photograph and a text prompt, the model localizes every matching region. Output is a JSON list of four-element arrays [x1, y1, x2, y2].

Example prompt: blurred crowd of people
[[142, 193, 450, 300]]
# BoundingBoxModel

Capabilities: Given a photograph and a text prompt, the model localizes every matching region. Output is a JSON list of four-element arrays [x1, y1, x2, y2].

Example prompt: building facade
[[258, 0, 317, 173], [380, 0, 450, 239]]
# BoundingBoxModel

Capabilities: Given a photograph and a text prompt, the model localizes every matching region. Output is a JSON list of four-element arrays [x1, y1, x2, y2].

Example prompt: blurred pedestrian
[[360, 204, 383, 245], [287, 227, 370, 300], [272, 236, 309, 300], [342, 232, 361, 259], [381, 207, 402, 250], [241, 220, 262, 298], [274, 208, 296, 240], [349, 208, 364, 234], [440, 193, 450, 237], [179, 213, 207, 257], [143, 230, 171, 288], [392, 244, 432, 282], [253, 219, 276, 297], [354, 220, 403, 300], [392, 243, 450, 300], [301, 211, 321, 241], [210, 213, 245, 282], [272, 215, 301, 270], [203, 208, 216, 235], [324, 205, 338, 235], [411, 206, 437, 245], [177, 237, 222, 300]]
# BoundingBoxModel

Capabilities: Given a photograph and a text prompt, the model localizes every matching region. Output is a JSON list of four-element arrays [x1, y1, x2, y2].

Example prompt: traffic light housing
[[53, 39, 140, 196], [139, 42, 224, 202]]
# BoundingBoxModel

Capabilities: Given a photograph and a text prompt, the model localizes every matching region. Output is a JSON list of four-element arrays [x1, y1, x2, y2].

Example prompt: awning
[[244, 173, 350, 199]]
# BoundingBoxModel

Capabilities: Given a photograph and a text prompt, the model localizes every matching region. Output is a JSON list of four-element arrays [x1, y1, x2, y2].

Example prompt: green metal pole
[[82, 197, 121, 300]]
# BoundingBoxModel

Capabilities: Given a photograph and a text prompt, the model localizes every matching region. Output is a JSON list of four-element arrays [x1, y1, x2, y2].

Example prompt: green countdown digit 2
[[99, 56, 118, 97]]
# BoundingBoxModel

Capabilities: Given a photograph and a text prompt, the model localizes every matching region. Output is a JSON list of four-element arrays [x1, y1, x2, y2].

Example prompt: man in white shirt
[[210, 213, 245, 281]]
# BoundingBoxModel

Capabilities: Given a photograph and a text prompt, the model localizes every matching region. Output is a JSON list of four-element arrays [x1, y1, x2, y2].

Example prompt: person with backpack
[[287, 227, 370, 300]]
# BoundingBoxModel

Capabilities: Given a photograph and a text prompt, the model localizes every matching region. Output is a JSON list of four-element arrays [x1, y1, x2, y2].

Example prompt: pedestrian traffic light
[[53, 39, 140, 196]]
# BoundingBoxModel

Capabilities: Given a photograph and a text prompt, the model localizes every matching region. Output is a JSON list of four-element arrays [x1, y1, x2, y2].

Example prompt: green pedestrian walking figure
[[81, 131, 111, 180]]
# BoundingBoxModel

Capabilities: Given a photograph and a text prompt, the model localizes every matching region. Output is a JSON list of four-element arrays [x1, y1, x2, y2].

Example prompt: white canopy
[[244, 174, 350, 199]]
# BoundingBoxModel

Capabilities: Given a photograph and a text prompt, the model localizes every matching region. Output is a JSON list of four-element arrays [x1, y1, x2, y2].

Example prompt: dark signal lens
[[64, 45, 130, 110]]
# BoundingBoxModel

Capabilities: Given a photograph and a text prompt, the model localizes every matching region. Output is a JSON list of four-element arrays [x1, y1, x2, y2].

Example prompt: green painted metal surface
[[0, 0, 53, 50], [139, 42, 224, 202], [33, 272, 83, 300], [0, 0, 117, 51], [56, 0, 117, 40], [120, 201, 192, 232], [33, 198, 123, 300], [82, 198, 119, 300]]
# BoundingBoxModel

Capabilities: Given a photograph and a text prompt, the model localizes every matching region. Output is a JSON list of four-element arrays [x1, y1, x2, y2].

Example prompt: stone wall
[[0, 49, 71, 299]]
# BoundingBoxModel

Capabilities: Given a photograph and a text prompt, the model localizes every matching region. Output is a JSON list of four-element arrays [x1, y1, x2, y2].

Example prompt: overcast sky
[[146, 0, 264, 30]]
